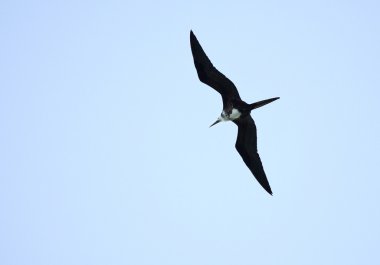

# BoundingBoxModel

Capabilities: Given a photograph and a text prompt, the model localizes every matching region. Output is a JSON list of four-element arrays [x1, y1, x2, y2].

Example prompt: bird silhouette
[[190, 30, 279, 195]]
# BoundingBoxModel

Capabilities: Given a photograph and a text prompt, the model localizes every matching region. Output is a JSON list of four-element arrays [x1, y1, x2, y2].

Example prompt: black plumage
[[190, 30, 279, 195]]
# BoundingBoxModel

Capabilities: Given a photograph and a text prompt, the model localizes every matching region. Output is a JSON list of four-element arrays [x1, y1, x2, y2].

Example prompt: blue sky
[[1, 0, 379, 264]]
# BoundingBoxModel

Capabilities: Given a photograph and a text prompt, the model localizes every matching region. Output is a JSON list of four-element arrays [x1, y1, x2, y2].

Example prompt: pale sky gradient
[[1, 0, 380, 264]]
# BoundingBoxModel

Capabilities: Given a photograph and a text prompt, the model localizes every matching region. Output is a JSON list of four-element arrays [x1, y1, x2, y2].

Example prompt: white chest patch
[[229, 108, 241, 120]]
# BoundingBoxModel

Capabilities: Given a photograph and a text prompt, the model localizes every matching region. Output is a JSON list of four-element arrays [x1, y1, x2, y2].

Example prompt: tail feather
[[250, 97, 280, 110]]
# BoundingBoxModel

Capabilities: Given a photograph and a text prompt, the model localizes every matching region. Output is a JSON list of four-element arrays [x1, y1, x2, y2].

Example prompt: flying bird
[[190, 30, 279, 195]]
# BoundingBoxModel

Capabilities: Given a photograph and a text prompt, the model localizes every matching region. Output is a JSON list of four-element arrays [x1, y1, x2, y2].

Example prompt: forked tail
[[249, 97, 280, 110]]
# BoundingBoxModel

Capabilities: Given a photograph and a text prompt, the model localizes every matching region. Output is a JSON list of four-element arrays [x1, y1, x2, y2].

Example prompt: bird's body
[[190, 30, 279, 195], [222, 108, 241, 121]]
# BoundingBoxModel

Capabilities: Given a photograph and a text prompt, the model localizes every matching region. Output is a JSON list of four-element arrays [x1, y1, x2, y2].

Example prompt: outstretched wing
[[234, 115, 273, 195], [190, 30, 241, 107]]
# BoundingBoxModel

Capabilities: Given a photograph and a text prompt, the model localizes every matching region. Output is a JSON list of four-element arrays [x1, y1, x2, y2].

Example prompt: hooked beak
[[209, 119, 221, 127]]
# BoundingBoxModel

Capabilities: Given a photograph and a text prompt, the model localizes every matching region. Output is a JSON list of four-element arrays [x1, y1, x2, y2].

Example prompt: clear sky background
[[1, 0, 379, 264]]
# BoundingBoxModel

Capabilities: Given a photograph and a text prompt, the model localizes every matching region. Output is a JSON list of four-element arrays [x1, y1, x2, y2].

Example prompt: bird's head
[[209, 112, 226, 127], [209, 117, 222, 127]]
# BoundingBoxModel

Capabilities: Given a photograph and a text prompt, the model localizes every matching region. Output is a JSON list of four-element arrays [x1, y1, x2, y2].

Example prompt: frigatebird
[[190, 30, 279, 195]]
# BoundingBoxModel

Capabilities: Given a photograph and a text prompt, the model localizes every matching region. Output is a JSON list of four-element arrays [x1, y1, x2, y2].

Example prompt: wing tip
[[190, 30, 197, 47], [190, 30, 195, 39], [265, 186, 273, 196]]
